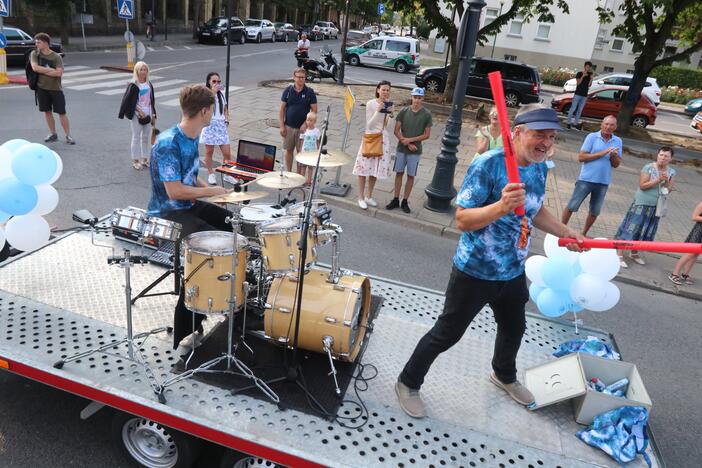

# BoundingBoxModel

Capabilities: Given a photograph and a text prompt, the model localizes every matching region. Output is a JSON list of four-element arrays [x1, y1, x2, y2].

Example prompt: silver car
[[245, 19, 276, 43]]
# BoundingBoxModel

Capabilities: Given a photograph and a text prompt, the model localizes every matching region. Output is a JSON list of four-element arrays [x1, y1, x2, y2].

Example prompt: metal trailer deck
[[0, 228, 662, 467]]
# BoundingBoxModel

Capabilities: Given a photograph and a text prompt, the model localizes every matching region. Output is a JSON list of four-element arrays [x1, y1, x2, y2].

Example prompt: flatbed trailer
[[0, 227, 663, 467]]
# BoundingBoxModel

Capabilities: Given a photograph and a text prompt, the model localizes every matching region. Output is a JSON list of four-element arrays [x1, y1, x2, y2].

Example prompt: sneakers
[[132, 160, 142, 170], [357, 198, 368, 210], [386, 198, 400, 210], [395, 380, 426, 418], [207, 172, 217, 185], [401, 199, 411, 213], [65, 135, 76, 145], [489, 372, 535, 406], [44, 133, 58, 142], [618, 256, 628, 269], [629, 253, 645, 265], [365, 197, 377, 207]]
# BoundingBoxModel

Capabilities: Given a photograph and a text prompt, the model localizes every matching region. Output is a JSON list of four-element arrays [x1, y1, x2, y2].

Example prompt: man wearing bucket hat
[[396, 104, 585, 418], [386, 87, 433, 213]]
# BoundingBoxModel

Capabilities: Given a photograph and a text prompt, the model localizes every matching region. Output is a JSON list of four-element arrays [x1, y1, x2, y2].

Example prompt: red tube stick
[[558, 238, 702, 254], [488, 70, 524, 216]]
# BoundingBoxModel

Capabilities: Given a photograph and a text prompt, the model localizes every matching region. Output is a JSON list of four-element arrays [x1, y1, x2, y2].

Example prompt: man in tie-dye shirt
[[396, 105, 585, 418]]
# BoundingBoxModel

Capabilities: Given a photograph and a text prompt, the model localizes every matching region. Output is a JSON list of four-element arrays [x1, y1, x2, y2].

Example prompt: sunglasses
[[211, 79, 221, 83]]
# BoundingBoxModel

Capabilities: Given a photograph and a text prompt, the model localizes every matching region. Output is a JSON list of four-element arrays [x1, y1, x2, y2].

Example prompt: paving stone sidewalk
[[223, 85, 702, 300]]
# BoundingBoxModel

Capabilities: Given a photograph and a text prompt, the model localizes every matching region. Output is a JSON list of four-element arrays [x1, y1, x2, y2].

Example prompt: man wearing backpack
[[30, 33, 75, 145]]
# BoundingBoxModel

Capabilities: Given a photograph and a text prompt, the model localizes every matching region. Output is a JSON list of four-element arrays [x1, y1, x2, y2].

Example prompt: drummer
[[147, 84, 233, 348]]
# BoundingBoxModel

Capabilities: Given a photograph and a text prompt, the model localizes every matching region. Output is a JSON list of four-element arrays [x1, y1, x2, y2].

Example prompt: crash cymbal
[[255, 171, 306, 189], [295, 149, 354, 168], [206, 191, 267, 204]]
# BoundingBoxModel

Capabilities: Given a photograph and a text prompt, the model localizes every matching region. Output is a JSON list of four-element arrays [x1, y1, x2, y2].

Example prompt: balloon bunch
[[0, 139, 63, 253], [526, 234, 621, 318]]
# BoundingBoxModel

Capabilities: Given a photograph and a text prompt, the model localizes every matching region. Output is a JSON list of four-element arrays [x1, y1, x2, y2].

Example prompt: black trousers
[[161, 201, 232, 349], [399, 266, 529, 389]]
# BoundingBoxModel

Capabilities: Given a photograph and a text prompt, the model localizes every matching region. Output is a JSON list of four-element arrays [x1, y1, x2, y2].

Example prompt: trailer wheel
[[111, 411, 201, 468], [219, 449, 281, 468]]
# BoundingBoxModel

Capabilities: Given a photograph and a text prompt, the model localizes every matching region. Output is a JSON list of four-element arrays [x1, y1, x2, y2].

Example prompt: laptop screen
[[236, 140, 276, 170]]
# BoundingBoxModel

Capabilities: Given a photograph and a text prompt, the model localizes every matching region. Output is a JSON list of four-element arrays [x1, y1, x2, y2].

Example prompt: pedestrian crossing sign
[[0, 0, 10, 18], [117, 0, 133, 20]]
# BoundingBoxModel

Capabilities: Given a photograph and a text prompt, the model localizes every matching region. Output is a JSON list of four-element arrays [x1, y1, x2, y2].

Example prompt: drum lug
[[208, 297, 213, 312], [278, 307, 291, 314], [264, 303, 272, 310], [324, 316, 337, 324], [333, 284, 346, 291], [277, 337, 289, 344], [343, 320, 352, 327]]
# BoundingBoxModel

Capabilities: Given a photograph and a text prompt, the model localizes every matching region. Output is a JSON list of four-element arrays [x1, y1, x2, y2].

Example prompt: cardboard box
[[525, 353, 652, 425]]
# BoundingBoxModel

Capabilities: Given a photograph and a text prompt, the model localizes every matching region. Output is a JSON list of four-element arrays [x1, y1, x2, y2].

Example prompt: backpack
[[25, 52, 39, 91]]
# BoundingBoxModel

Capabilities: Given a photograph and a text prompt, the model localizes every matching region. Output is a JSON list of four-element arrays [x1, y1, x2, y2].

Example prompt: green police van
[[344, 36, 420, 73]]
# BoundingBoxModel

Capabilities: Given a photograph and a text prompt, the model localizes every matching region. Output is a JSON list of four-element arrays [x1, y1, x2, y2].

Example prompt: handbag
[[361, 114, 388, 158], [655, 187, 668, 218], [138, 115, 152, 125]]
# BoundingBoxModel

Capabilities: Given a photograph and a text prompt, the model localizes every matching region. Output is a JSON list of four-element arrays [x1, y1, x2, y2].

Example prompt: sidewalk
[[62, 33, 196, 52], [223, 83, 702, 301]]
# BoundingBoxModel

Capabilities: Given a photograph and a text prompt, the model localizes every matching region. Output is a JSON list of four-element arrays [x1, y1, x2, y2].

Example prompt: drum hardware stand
[[130, 241, 181, 305], [322, 336, 342, 396]]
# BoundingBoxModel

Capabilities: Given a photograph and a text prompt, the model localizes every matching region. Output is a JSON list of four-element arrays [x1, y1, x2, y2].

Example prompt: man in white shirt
[[296, 33, 310, 67]]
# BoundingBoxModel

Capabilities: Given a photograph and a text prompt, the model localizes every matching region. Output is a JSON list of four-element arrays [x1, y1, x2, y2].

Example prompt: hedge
[[660, 86, 702, 104], [540, 67, 577, 87], [650, 66, 702, 89]]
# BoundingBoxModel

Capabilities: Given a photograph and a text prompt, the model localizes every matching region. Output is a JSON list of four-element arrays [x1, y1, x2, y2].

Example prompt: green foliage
[[539, 67, 577, 87], [660, 86, 702, 104], [650, 66, 702, 89], [416, 18, 431, 40]]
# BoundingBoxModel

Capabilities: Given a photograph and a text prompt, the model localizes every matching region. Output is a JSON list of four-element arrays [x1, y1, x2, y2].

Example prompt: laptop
[[217, 139, 277, 181]]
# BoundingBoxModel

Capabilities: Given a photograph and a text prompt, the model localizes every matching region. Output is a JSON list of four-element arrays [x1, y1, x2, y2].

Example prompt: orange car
[[691, 111, 702, 133]]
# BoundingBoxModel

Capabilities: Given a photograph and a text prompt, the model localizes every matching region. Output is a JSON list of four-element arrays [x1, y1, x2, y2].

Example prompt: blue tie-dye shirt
[[453, 148, 548, 281], [147, 125, 200, 216]]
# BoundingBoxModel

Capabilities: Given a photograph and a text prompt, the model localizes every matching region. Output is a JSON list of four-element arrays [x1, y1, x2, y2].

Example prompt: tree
[[24, 0, 74, 45], [388, 0, 570, 102], [596, 0, 702, 133]]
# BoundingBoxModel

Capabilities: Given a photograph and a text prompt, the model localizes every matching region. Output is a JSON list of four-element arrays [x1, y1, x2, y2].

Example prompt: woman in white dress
[[352, 80, 395, 209], [200, 72, 231, 185]]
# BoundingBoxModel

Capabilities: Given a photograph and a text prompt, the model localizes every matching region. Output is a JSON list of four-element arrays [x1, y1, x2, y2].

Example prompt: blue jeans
[[567, 94, 588, 125]]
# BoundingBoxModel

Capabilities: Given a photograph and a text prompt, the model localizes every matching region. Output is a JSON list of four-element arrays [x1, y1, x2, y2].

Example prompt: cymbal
[[206, 191, 267, 204], [295, 149, 354, 168], [255, 171, 306, 189]]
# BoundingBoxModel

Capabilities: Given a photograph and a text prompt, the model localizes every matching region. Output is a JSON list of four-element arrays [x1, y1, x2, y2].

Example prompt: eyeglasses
[[211, 80, 221, 83], [294, 75, 306, 79]]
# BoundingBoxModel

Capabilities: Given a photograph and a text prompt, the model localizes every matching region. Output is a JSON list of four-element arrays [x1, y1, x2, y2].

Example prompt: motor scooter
[[294, 46, 338, 82]]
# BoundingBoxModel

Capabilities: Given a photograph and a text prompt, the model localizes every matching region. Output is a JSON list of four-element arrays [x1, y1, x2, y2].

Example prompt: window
[[484, 7, 499, 27], [663, 46, 677, 58], [474, 60, 503, 75], [363, 39, 383, 50], [504, 54, 518, 62], [595, 29, 607, 49], [603, 66, 614, 73], [536, 24, 551, 40], [626, 69, 635, 74], [386, 40, 410, 53], [611, 38, 625, 51], [504, 64, 532, 82], [509, 14, 524, 36], [4, 29, 23, 40], [592, 89, 618, 100]]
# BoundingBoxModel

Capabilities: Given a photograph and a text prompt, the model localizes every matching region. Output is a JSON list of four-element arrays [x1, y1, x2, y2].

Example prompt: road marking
[[61, 69, 112, 78], [63, 72, 130, 85], [68, 75, 163, 91], [7, 65, 89, 76], [160, 86, 244, 106], [152, 86, 188, 97], [147, 46, 155, 51], [94, 78, 188, 95], [149, 59, 215, 73], [184, 46, 192, 50], [165, 45, 174, 50]]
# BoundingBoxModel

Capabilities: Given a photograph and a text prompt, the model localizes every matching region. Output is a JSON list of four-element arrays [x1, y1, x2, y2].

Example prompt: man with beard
[[395, 104, 585, 418]]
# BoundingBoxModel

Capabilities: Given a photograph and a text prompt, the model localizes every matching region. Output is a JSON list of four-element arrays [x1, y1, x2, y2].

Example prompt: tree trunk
[[441, 37, 460, 103], [192, 0, 201, 37], [617, 56, 654, 133]]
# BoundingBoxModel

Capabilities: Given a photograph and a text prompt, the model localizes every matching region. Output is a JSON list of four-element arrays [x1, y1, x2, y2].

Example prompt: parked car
[[563, 73, 661, 106], [345, 30, 373, 47], [2, 25, 64, 65], [691, 111, 702, 133], [345, 36, 420, 73], [551, 85, 656, 128], [684, 98, 702, 116], [245, 19, 276, 43], [197, 16, 246, 45], [298, 24, 323, 41], [315, 21, 339, 39], [415, 57, 541, 107], [273, 22, 297, 42]]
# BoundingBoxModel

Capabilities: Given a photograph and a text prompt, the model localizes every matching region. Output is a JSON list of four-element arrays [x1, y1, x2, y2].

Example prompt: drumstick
[[558, 238, 702, 254], [488, 70, 524, 216]]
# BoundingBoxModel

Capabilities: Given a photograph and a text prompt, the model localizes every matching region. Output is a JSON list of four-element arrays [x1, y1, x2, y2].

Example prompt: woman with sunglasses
[[474, 106, 503, 157], [200, 72, 231, 185]]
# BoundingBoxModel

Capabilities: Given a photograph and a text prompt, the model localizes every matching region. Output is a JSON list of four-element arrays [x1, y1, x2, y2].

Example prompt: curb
[[63, 39, 197, 52], [8, 75, 27, 85], [100, 65, 134, 73]]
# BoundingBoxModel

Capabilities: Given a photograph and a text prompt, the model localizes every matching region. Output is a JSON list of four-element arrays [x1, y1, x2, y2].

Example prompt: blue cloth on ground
[[553, 335, 621, 360], [576, 406, 651, 467]]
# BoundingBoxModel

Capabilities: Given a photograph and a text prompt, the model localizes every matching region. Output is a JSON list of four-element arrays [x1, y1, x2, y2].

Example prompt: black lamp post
[[424, 0, 486, 212], [338, 0, 351, 85]]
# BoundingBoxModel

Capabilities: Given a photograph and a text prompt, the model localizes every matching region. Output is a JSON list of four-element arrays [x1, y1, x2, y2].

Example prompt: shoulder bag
[[361, 114, 388, 158]]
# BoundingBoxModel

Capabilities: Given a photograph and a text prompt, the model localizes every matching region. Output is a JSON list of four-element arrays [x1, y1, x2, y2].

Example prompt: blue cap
[[411, 87, 425, 97], [513, 108, 561, 130]]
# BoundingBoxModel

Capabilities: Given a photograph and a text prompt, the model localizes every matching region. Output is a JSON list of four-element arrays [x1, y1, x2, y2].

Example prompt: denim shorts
[[566, 180, 609, 216], [393, 151, 421, 177]]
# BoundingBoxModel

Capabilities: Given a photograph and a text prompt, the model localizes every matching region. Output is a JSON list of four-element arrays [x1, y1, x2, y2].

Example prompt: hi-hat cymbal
[[206, 191, 267, 204], [255, 171, 306, 189], [295, 149, 354, 168]]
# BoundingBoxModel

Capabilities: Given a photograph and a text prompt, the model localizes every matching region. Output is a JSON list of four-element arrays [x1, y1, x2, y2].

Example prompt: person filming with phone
[[567, 61, 594, 130]]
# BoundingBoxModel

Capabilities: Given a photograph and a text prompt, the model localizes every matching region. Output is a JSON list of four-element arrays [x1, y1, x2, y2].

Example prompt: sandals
[[142, 159, 150, 168], [629, 253, 646, 265], [618, 256, 628, 269], [668, 273, 683, 285], [681, 274, 694, 285], [132, 161, 142, 170]]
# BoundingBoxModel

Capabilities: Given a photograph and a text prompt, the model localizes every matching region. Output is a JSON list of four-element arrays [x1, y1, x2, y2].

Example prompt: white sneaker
[[357, 198, 368, 210], [365, 197, 377, 207], [207, 173, 217, 185]]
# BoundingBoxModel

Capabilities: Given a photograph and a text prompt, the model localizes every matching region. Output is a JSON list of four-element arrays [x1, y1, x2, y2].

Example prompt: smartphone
[[384, 101, 393, 109]]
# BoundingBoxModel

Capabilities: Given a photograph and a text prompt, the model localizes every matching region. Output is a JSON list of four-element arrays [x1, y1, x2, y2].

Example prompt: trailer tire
[[111, 411, 202, 468], [219, 449, 282, 468]]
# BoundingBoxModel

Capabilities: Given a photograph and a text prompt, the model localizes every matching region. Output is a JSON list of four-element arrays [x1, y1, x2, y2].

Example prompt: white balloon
[[0, 227, 5, 250], [570, 273, 607, 308], [588, 282, 621, 312], [29, 185, 59, 216], [0, 147, 13, 179], [47, 151, 63, 185], [543, 233, 580, 264], [5, 215, 51, 252], [579, 247, 620, 281], [525, 255, 547, 286]]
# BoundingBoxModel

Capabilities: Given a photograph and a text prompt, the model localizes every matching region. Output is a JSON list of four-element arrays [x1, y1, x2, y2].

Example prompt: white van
[[345, 36, 420, 73]]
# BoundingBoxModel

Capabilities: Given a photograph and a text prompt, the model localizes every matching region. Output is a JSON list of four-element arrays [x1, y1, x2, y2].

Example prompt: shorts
[[393, 151, 421, 177], [282, 126, 301, 151], [566, 180, 609, 216], [37, 88, 66, 114]]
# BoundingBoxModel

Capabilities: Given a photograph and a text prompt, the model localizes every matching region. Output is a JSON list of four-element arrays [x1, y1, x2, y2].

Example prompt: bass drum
[[264, 268, 371, 362]]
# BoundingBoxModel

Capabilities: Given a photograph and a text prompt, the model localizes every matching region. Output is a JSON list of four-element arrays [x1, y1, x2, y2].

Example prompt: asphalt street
[[0, 42, 700, 467]]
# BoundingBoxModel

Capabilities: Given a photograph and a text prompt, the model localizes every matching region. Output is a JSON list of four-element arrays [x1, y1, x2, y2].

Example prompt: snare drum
[[264, 268, 371, 362], [258, 216, 315, 273], [286, 199, 331, 227], [143, 217, 182, 242], [110, 208, 148, 234], [182, 231, 248, 315], [239, 204, 286, 238]]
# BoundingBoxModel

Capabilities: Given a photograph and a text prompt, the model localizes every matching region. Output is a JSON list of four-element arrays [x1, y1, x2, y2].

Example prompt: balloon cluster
[[526, 234, 621, 318], [0, 139, 63, 253]]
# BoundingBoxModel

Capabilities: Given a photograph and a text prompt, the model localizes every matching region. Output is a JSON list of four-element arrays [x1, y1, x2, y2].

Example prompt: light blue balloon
[[1, 139, 30, 153], [541, 256, 575, 291], [11, 143, 58, 186], [536, 288, 570, 318], [0, 178, 38, 215], [571, 261, 582, 277], [529, 283, 546, 303], [0, 210, 10, 223]]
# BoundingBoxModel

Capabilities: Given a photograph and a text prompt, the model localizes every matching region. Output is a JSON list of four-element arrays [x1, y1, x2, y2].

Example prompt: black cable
[[51, 225, 111, 233]]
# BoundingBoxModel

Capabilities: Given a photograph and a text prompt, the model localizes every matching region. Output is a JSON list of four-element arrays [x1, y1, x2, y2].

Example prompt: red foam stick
[[488, 71, 524, 216], [558, 238, 702, 254]]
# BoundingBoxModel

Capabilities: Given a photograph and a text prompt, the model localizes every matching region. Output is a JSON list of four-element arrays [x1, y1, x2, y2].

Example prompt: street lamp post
[[338, 0, 351, 85], [424, 0, 486, 213], [490, 1, 504, 59]]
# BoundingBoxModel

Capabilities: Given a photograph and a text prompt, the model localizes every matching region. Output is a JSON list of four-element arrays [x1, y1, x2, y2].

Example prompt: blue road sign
[[377, 3, 385, 16], [0, 0, 10, 18], [0, 33, 6, 49], [117, 0, 133, 20]]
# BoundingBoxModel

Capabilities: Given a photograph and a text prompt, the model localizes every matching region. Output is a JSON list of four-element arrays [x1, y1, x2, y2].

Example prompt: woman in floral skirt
[[201, 72, 230, 185]]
